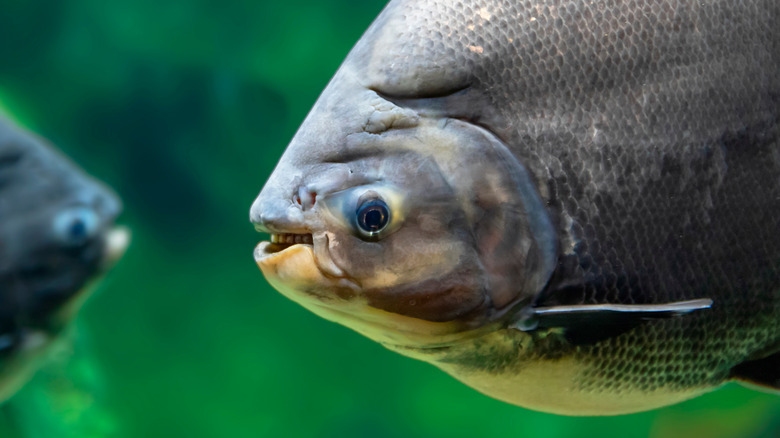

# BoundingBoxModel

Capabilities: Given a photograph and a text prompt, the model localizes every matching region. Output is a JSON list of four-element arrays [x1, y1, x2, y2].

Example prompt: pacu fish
[[250, 0, 779, 415], [0, 115, 128, 402]]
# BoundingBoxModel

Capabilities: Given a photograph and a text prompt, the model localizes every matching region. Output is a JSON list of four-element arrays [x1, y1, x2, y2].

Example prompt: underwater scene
[[0, 0, 778, 437]]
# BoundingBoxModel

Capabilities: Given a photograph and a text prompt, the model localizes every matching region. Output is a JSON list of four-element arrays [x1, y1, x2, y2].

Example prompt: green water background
[[0, 0, 778, 437]]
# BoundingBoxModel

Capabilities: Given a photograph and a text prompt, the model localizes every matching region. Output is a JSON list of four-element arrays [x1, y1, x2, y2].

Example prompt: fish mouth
[[256, 233, 314, 261], [102, 225, 131, 268]]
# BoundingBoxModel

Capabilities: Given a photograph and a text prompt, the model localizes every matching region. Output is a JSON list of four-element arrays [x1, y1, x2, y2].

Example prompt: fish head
[[0, 117, 129, 368], [251, 64, 556, 348]]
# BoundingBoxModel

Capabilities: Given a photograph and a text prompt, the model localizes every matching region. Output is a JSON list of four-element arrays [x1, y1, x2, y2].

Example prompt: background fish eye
[[51, 207, 98, 247]]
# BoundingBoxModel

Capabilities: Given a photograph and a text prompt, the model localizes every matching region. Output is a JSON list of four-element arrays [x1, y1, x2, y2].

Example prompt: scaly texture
[[357, 0, 779, 395]]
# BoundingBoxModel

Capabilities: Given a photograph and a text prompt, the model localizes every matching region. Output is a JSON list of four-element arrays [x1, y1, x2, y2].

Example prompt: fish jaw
[[254, 241, 486, 346], [254, 241, 335, 296]]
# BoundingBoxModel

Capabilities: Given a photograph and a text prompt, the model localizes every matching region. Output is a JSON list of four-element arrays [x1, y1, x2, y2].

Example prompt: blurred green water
[[0, 1, 778, 437]]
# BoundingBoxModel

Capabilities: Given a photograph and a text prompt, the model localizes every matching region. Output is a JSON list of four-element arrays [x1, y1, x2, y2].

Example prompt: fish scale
[[252, 0, 780, 414]]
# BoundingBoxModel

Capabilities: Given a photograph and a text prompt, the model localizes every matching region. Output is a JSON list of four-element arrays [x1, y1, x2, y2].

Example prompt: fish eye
[[355, 198, 390, 238], [53, 207, 99, 247]]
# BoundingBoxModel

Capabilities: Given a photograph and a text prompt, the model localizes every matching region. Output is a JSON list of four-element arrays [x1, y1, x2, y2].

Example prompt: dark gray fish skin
[[0, 115, 126, 401], [251, 0, 780, 414]]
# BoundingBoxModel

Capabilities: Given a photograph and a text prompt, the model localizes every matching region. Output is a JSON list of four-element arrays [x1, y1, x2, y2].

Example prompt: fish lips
[[254, 239, 356, 297], [253, 240, 362, 323]]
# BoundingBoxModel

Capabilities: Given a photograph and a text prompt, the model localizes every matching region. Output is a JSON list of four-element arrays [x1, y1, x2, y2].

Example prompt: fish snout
[[250, 191, 309, 234], [94, 185, 122, 224], [77, 173, 123, 223]]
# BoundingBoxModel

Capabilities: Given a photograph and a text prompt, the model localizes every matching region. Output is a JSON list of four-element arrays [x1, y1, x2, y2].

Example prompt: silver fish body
[[251, 0, 779, 415], [0, 115, 128, 402]]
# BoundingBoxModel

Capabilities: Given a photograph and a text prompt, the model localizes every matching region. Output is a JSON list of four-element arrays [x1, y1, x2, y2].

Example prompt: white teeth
[[269, 233, 313, 245]]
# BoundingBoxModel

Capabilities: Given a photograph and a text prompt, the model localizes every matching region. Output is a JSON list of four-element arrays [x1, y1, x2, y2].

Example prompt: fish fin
[[731, 350, 780, 393], [511, 299, 713, 345]]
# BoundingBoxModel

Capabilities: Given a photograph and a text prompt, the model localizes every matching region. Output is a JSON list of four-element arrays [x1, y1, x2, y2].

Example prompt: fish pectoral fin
[[731, 350, 780, 393], [511, 299, 713, 345]]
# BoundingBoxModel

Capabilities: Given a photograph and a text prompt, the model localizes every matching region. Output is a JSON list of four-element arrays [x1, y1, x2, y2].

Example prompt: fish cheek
[[344, 216, 488, 323], [362, 252, 488, 323], [327, 231, 459, 288]]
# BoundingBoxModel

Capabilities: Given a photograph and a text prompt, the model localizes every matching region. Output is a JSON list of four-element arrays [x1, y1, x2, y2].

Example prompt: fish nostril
[[296, 187, 317, 210]]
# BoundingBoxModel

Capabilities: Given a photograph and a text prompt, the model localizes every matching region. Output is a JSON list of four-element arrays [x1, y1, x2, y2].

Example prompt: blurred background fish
[[0, 0, 777, 437], [0, 114, 128, 404]]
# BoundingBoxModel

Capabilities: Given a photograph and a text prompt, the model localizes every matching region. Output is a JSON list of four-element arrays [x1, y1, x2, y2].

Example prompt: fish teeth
[[269, 233, 313, 245]]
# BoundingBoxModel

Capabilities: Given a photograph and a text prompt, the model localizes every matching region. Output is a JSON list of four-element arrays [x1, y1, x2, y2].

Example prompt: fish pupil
[[69, 219, 88, 241], [357, 200, 389, 234], [364, 209, 384, 229]]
